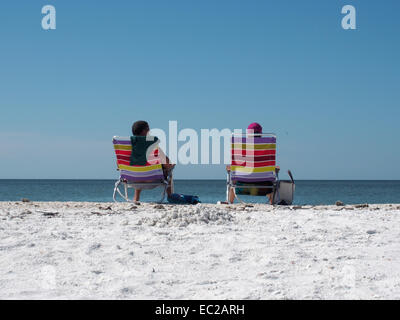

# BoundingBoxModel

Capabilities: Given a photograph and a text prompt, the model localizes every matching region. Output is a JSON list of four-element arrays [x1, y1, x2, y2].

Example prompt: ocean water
[[0, 180, 399, 205]]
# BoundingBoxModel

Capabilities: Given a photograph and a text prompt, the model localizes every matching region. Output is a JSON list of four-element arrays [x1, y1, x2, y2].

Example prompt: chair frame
[[113, 174, 172, 203], [226, 133, 280, 204]]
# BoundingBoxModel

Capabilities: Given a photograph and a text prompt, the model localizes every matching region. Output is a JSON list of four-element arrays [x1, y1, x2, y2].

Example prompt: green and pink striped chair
[[112, 136, 171, 202]]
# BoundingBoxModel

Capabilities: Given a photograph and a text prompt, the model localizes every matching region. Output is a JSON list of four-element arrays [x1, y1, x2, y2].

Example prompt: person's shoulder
[[147, 135, 159, 143], [131, 135, 159, 145]]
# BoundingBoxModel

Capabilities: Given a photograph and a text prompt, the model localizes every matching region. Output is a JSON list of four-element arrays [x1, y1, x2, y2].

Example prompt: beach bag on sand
[[167, 193, 201, 204]]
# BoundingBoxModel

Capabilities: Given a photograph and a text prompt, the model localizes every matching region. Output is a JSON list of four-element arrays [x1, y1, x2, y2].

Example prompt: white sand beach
[[1, 201, 400, 299]]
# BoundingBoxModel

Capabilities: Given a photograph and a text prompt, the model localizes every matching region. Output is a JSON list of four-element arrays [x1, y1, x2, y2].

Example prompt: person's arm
[[158, 148, 172, 164]]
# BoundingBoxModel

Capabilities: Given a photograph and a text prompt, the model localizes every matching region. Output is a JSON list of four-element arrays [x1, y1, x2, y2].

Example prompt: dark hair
[[132, 120, 149, 136]]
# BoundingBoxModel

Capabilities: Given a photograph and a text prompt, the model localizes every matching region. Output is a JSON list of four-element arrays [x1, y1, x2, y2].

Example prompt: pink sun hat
[[247, 122, 263, 134]]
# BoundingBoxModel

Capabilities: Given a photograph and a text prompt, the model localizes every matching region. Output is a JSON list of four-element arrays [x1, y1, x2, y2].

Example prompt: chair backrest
[[112, 136, 164, 182], [231, 134, 276, 182]]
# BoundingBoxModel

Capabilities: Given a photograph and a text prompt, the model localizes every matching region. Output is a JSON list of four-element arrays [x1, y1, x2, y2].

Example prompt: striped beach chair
[[112, 136, 172, 202], [227, 133, 279, 203]]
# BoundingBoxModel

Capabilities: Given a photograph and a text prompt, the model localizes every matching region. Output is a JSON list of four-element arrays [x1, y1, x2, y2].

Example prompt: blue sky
[[0, 0, 399, 179]]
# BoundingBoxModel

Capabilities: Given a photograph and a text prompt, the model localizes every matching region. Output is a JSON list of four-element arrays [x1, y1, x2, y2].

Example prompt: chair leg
[[113, 180, 132, 202], [271, 182, 279, 205], [113, 180, 120, 202], [226, 171, 234, 203], [166, 169, 174, 194], [158, 185, 167, 204], [271, 170, 280, 205], [234, 190, 246, 204], [170, 176, 174, 194], [124, 183, 128, 200], [226, 175, 229, 203]]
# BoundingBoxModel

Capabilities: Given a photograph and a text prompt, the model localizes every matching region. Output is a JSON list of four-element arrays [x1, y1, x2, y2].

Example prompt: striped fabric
[[231, 136, 276, 182], [112, 137, 164, 182]]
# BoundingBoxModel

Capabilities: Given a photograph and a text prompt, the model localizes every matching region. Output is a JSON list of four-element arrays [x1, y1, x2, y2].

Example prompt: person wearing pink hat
[[246, 122, 263, 135], [226, 122, 280, 204]]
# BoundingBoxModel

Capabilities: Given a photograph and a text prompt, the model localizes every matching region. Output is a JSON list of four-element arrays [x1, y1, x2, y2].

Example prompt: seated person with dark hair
[[130, 120, 175, 202]]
